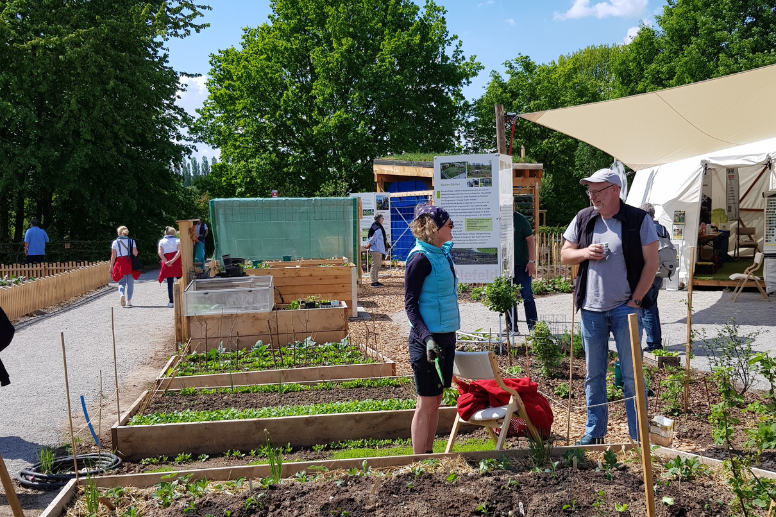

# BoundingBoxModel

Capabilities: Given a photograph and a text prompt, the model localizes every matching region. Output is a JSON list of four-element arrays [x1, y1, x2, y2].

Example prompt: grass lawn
[[693, 258, 753, 281]]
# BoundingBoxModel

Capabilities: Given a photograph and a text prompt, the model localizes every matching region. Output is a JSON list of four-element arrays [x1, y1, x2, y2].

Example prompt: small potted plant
[[320, 299, 331, 307], [303, 295, 320, 309]]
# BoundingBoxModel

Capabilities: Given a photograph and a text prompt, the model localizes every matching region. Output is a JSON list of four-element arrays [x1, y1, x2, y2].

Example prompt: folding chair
[[735, 223, 759, 258], [729, 252, 769, 302], [445, 351, 540, 452]]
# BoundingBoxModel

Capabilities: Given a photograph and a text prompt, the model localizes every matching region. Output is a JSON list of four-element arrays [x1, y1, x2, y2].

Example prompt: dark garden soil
[[143, 384, 418, 414], [153, 464, 729, 517]]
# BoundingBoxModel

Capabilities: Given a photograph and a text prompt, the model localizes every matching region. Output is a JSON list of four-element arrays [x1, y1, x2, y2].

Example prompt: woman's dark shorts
[[409, 331, 456, 397]]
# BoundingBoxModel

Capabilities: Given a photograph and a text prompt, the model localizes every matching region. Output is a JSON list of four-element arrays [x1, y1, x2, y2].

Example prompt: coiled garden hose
[[17, 453, 122, 489]]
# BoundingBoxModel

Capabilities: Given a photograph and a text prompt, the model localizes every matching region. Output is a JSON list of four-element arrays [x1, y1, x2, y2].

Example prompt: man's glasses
[[586, 184, 615, 198]]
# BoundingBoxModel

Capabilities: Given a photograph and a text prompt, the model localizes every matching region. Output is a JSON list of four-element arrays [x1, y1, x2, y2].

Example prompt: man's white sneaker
[[167, 302, 174, 308], [120, 295, 126, 307]]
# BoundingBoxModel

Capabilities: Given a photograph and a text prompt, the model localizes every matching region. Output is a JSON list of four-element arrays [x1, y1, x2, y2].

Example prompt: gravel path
[[0, 271, 175, 487]]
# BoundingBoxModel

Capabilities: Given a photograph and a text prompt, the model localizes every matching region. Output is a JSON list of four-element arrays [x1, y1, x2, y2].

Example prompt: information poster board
[[350, 193, 391, 247], [434, 154, 513, 283]]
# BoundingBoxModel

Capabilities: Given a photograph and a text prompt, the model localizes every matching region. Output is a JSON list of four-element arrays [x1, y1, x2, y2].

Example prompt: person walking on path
[[639, 203, 667, 352], [561, 168, 658, 444], [110, 226, 140, 308], [404, 205, 460, 454], [506, 210, 537, 335], [158, 227, 182, 308], [364, 214, 389, 287], [23, 219, 49, 264]]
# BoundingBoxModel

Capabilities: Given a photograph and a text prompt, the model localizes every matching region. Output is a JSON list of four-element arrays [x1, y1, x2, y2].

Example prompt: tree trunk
[[13, 193, 25, 242]]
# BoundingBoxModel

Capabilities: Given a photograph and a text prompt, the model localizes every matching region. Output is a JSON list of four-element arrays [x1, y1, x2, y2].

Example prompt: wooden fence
[[0, 261, 111, 320], [534, 231, 571, 281], [0, 261, 102, 279]]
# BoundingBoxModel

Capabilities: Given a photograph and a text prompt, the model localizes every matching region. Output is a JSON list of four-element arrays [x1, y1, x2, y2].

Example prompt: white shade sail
[[519, 64, 776, 171]]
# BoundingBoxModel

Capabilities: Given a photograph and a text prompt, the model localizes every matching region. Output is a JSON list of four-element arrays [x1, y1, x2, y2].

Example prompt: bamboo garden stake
[[628, 314, 656, 517], [566, 264, 578, 444], [684, 247, 695, 414], [61, 332, 79, 480], [111, 307, 121, 426]]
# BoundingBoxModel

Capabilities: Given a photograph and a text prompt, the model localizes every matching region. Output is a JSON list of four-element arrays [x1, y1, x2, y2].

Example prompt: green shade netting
[[209, 198, 359, 262]]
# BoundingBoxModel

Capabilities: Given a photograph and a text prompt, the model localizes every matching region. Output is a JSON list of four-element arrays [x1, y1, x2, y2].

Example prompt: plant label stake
[[627, 313, 656, 517]]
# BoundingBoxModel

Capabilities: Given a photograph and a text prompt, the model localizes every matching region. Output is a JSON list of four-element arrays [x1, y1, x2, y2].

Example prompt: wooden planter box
[[157, 344, 396, 389], [112, 389, 461, 462], [184, 302, 349, 350], [643, 353, 681, 369], [0, 262, 110, 320], [244, 264, 357, 317]]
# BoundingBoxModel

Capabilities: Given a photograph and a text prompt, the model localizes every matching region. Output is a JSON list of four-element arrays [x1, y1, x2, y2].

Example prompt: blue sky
[[168, 0, 666, 160]]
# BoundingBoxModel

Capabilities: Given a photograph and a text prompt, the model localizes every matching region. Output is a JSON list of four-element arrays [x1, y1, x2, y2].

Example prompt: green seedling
[[614, 502, 628, 512], [475, 501, 489, 514], [36, 447, 56, 474], [554, 382, 570, 398], [175, 452, 192, 463], [447, 471, 458, 484], [562, 499, 577, 513], [479, 458, 498, 473], [562, 448, 585, 466], [83, 477, 100, 514], [197, 454, 209, 462], [664, 456, 707, 481]]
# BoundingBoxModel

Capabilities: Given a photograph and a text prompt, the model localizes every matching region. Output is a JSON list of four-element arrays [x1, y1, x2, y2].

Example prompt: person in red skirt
[[110, 226, 140, 308], [158, 227, 182, 308]]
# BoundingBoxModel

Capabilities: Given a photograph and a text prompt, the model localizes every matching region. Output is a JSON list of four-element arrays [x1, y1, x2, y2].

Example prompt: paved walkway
[[0, 271, 175, 484]]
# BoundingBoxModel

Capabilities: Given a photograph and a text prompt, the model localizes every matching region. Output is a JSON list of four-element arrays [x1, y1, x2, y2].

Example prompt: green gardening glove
[[425, 336, 439, 363]]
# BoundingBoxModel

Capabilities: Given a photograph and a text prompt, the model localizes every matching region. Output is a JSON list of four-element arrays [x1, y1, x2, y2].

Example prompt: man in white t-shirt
[[561, 168, 658, 445]]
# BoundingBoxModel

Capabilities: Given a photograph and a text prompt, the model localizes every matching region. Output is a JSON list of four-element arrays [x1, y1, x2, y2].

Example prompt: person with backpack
[[639, 203, 676, 352], [110, 226, 140, 308]]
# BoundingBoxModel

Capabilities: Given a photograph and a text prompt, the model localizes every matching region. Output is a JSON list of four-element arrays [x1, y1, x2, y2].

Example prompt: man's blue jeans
[[580, 303, 645, 440], [639, 278, 663, 348], [505, 264, 538, 332]]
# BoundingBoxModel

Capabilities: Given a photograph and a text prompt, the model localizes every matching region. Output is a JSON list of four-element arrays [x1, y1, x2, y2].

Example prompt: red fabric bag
[[158, 252, 183, 282], [456, 377, 553, 438], [112, 256, 141, 282]]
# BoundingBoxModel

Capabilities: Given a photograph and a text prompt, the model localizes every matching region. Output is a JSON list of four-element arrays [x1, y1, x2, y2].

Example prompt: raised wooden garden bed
[[157, 343, 395, 389], [184, 302, 349, 348], [111, 386, 461, 462], [0, 261, 110, 320], [244, 263, 357, 317]]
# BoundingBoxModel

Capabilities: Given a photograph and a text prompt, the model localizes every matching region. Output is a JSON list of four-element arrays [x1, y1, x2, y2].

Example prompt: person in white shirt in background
[[158, 227, 182, 308], [363, 214, 388, 287], [110, 226, 140, 308]]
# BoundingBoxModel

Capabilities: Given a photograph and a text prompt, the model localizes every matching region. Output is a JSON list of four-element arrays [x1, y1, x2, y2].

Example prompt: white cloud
[[177, 75, 208, 115], [554, 0, 647, 20], [624, 26, 640, 43], [477, 0, 494, 6], [176, 76, 220, 161], [506, 18, 515, 25]]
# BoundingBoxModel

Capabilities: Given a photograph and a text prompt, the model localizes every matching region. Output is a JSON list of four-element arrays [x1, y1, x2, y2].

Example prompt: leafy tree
[[0, 0, 209, 246], [468, 47, 620, 225], [615, 0, 776, 94], [195, 0, 482, 198]]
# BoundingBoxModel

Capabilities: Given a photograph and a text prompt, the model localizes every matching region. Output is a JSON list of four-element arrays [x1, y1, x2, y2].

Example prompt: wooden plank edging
[[39, 478, 77, 517]]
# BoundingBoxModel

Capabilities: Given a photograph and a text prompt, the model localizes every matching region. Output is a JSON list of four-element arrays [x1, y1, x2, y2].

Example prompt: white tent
[[626, 138, 776, 285], [518, 64, 776, 171]]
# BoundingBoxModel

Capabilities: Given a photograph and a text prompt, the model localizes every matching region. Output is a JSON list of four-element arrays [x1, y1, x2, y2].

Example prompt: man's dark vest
[[573, 200, 652, 310]]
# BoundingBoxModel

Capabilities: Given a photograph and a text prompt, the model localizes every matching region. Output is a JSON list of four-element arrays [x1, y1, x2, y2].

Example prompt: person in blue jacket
[[404, 205, 460, 454]]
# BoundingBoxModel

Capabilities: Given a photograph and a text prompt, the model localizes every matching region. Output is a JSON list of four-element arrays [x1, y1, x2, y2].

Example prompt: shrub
[[528, 321, 563, 378]]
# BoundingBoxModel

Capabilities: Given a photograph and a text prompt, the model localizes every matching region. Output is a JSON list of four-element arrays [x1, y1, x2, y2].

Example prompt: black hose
[[17, 453, 122, 489]]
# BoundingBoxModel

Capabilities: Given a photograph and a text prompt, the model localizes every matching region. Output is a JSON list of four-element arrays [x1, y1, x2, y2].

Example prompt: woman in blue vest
[[404, 205, 460, 454]]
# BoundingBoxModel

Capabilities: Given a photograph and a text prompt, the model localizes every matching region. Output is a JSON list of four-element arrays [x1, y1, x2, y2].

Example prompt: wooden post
[[495, 104, 506, 155], [628, 313, 656, 517], [566, 266, 577, 444], [0, 453, 24, 517], [684, 246, 695, 413], [60, 333, 79, 481], [177, 219, 198, 282], [174, 280, 183, 344]]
